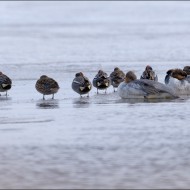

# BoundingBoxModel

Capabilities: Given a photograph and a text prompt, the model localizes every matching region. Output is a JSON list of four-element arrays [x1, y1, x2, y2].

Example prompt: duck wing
[[46, 78, 59, 89], [117, 71, 125, 79], [110, 71, 124, 80], [83, 76, 90, 83], [73, 76, 91, 87], [132, 79, 175, 95], [140, 71, 146, 79], [73, 76, 85, 85], [132, 80, 160, 95], [0, 74, 12, 85]]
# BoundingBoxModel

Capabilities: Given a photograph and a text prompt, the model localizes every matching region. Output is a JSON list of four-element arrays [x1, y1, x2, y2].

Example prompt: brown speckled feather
[[35, 75, 59, 96]]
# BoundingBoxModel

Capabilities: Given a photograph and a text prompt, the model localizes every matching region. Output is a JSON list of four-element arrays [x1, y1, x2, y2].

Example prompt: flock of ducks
[[0, 65, 190, 100]]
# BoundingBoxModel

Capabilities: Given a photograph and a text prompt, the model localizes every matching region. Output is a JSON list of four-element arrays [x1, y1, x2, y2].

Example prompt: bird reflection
[[72, 98, 90, 108], [115, 98, 177, 104], [36, 99, 59, 109], [0, 96, 11, 101]]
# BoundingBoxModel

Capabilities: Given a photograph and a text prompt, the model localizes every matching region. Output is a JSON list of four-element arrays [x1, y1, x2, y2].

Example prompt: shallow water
[[1, 1, 190, 189]]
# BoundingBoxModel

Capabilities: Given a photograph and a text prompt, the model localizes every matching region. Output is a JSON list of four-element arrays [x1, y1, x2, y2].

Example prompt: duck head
[[166, 69, 174, 75], [98, 70, 108, 78], [183, 66, 190, 75], [75, 72, 84, 77], [125, 71, 137, 83], [98, 70, 104, 76], [145, 65, 153, 72], [40, 75, 48, 79], [171, 69, 187, 80], [114, 67, 120, 72]]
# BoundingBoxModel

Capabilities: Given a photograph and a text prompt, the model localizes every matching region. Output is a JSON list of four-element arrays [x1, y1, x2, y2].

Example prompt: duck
[[118, 71, 177, 99], [165, 68, 190, 95], [0, 71, 12, 96], [93, 70, 111, 94], [72, 72, 92, 97], [109, 67, 125, 92], [35, 75, 59, 100], [140, 65, 158, 81], [183, 66, 190, 75]]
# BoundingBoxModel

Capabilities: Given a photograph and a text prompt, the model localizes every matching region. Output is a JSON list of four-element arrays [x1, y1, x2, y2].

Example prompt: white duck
[[165, 68, 190, 95], [118, 71, 177, 99]]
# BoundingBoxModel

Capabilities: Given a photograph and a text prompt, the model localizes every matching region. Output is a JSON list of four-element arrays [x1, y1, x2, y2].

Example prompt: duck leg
[[43, 94, 45, 100], [52, 94, 54, 99]]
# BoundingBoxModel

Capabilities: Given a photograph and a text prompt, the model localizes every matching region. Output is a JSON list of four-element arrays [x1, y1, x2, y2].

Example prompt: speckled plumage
[[110, 67, 125, 91], [72, 72, 92, 97], [141, 65, 158, 81], [93, 70, 111, 93], [0, 72, 12, 96], [35, 75, 59, 99]]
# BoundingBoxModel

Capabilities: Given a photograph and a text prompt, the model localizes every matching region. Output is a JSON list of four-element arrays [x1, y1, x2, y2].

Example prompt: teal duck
[[35, 75, 59, 100], [0, 71, 12, 96], [93, 70, 111, 94], [141, 65, 158, 81], [110, 67, 125, 92], [72, 72, 92, 97]]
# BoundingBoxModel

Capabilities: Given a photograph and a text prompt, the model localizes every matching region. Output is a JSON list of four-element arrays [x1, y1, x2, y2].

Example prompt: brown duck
[[35, 75, 59, 100]]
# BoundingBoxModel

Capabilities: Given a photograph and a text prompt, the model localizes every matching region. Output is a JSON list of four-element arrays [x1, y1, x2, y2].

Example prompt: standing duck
[[118, 71, 177, 99], [93, 70, 111, 94], [35, 75, 59, 100], [0, 71, 12, 97], [140, 65, 158, 81], [110, 67, 125, 92], [165, 68, 190, 95], [72, 72, 92, 97]]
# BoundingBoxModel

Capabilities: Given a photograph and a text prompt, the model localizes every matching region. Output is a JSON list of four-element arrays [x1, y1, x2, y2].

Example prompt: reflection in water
[[36, 99, 59, 109], [87, 92, 182, 105], [0, 96, 12, 101], [72, 98, 90, 108], [115, 98, 179, 104]]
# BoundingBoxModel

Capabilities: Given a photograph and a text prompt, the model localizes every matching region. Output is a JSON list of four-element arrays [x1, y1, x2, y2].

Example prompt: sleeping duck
[[165, 68, 190, 95], [93, 70, 111, 94], [118, 71, 177, 99], [110, 67, 125, 92], [140, 65, 158, 81], [0, 71, 12, 97], [72, 72, 92, 97]]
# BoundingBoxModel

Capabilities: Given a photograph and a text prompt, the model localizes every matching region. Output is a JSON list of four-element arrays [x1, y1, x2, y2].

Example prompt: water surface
[[1, 1, 190, 189]]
